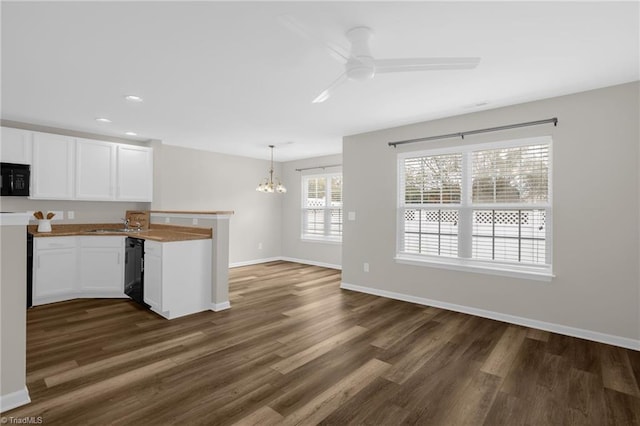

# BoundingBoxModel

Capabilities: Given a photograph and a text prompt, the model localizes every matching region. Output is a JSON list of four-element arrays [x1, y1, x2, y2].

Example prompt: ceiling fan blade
[[374, 57, 481, 73], [312, 73, 348, 103], [277, 14, 351, 63]]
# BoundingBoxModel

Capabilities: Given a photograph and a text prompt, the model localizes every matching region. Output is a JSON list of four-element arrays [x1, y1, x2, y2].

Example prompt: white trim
[[0, 387, 31, 412], [395, 255, 554, 282], [340, 282, 640, 351], [280, 256, 342, 270], [229, 257, 281, 268], [300, 236, 342, 245], [229, 256, 341, 270], [211, 301, 231, 311]]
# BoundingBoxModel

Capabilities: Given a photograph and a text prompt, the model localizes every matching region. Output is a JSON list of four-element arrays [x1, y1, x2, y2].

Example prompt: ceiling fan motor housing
[[345, 26, 375, 81]]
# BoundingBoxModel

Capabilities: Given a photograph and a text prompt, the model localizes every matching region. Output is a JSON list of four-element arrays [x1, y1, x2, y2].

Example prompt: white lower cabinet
[[144, 239, 212, 319], [34, 237, 77, 302], [33, 235, 212, 318], [33, 236, 126, 305], [79, 237, 124, 294]]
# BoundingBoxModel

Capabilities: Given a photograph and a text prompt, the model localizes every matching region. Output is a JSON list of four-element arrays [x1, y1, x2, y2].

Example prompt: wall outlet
[[67, 211, 75, 219], [348, 211, 356, 221], [192, 218, 198, 225], [258, 242, 263, 250], [165, 217, 171, 223], [363, 262, 369, 272]]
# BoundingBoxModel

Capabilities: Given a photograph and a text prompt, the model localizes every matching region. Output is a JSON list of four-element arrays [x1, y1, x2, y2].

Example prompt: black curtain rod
[[388, 117, 558, 148], [295, 164, 342, 172]]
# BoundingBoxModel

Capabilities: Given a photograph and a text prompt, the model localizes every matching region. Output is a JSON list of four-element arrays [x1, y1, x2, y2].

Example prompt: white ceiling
[[2, 1, 638, 161]]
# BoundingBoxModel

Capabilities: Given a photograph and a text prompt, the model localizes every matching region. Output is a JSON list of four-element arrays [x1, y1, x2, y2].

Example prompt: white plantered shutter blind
[[403, 153, 462, 205], [472, 144, 549, 204]]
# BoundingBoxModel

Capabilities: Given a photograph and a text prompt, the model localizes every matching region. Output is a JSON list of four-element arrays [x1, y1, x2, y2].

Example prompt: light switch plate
[[348, 211, 356, 221]]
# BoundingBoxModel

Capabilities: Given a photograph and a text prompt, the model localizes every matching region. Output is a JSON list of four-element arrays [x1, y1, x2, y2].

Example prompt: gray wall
[[281, 154, 342, 268], [151, 144, 283, 265], [342, 81, 639, 343], [0, 199, 149, 225]]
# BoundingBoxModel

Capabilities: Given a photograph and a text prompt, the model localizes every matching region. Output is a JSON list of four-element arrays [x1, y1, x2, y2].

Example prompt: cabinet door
[[0, 127, 32, 164], [117, 145, 153, 201], [75, 139, 116, 200], [31, 132, 75, 199], [34, 248, 77, 298], [143, 253, 162, 312], [79, 237, 124, 294]]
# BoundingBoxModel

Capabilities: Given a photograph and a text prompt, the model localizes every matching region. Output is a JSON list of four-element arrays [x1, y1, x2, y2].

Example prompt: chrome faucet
[[121, 218, 130, 230]]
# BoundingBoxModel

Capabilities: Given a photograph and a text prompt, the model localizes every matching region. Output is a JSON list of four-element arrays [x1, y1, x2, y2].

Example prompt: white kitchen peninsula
[[150, 211, 233, 312]]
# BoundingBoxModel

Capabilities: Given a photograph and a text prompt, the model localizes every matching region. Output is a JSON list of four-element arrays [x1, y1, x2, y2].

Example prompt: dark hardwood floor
[[4, 261, 640, 425]]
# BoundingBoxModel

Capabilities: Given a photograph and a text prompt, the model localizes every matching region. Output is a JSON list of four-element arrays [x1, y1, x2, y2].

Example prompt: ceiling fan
[[279, 15, 481, 103]]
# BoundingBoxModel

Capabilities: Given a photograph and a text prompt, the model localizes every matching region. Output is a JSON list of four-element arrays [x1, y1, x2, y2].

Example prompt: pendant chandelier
[[256, 145, 287, 193]]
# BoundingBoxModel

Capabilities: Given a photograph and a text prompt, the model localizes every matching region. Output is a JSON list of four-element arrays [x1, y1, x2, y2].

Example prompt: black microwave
[[1, 162, 30, 196]]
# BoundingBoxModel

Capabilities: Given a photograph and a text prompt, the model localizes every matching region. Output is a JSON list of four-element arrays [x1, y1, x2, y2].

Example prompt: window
[[397, 137, 552, 280], [302, 173, 343, 242]]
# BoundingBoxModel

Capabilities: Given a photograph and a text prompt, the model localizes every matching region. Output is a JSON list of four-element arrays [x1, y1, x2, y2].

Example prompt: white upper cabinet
[[117, 145, 153, 202], [75, 138, 117, 200], [0, 127, 32, 164], [20, 127, 152, 202], [31, 132, 75, 199]]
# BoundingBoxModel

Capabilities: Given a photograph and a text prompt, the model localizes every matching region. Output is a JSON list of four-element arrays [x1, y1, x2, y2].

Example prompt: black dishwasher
[[124, 237, 149, 308]]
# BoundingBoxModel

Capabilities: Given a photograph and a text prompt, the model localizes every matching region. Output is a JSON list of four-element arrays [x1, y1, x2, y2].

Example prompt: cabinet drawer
[[35, 236, 76, 250], [79, 236, 125, 248]]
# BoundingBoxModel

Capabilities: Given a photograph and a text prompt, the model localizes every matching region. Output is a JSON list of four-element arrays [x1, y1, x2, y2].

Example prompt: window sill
[[394, 254, 554, 282], [301, 236, 342, 245]]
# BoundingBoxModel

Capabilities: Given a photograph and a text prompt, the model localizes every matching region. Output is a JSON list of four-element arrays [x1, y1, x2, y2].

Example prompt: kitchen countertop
[[28, 223, 212, 242]]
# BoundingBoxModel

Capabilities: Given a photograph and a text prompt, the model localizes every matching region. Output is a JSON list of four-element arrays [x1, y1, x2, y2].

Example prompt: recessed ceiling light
[[124, 95, 143, 102], [95, 117, 112, 123], [125, 131, 137, 136]]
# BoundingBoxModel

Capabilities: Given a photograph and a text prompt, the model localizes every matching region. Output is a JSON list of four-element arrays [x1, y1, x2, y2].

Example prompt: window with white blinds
[[302, 173, 343, 242], [397, 137, 552, 279]]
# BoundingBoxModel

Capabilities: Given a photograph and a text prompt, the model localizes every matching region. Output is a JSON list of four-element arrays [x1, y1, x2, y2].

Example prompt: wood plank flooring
[[4, 261, 640, 425]]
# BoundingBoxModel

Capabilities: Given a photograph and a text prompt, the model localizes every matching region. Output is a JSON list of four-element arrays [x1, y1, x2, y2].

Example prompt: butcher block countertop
[[28, 223, 212, 242]]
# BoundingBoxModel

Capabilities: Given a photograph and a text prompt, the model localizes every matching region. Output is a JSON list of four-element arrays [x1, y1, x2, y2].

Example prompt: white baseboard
[[211, 301, 231, 311], [229, 257, 281, 268], [0, 387, 31, 412], [279, 257, 341, 270], [230, 257, 341, 270], [340, 282, 640, 351]]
